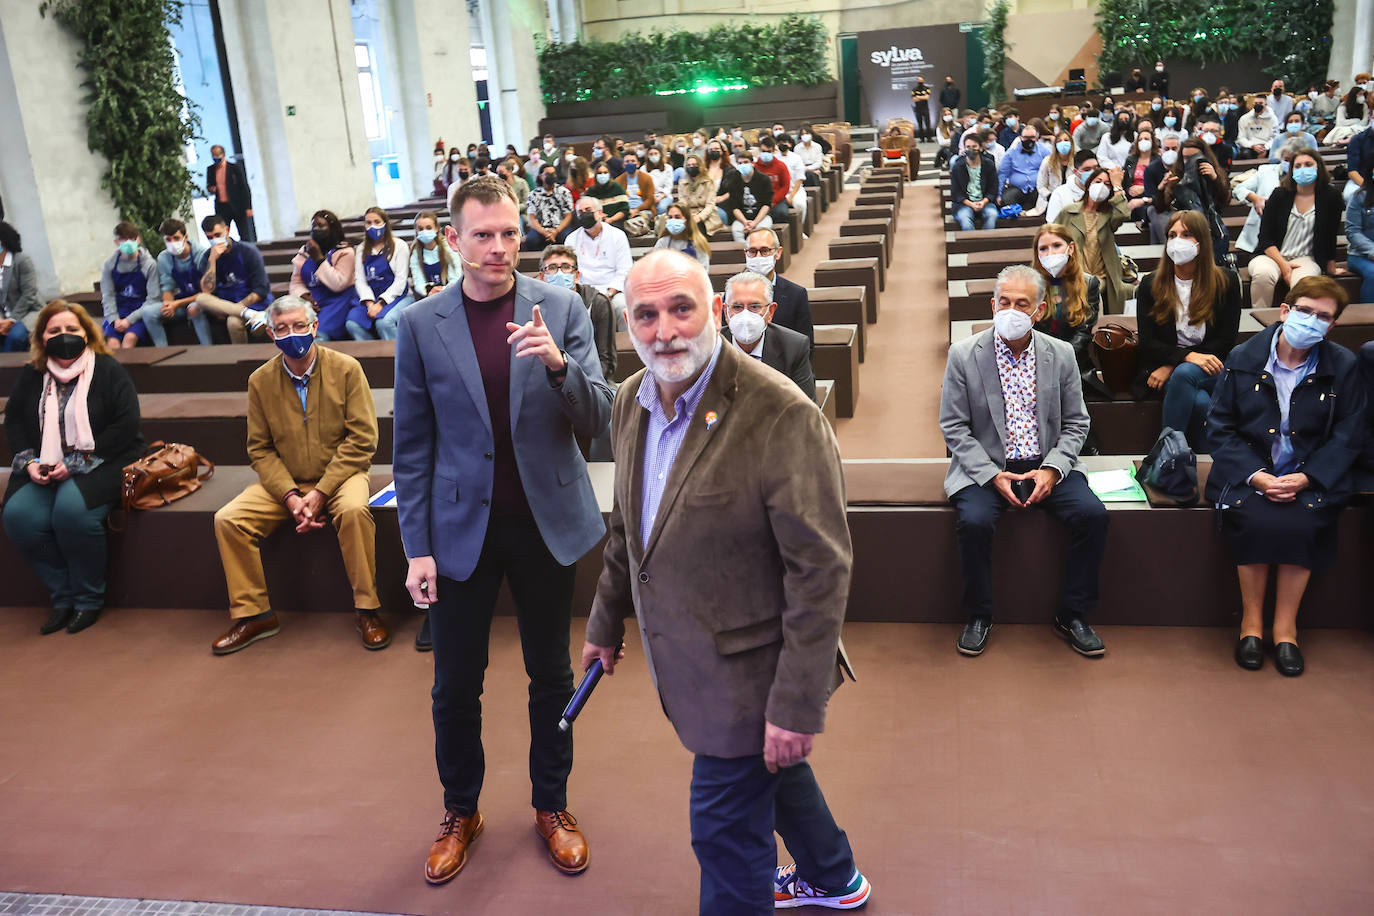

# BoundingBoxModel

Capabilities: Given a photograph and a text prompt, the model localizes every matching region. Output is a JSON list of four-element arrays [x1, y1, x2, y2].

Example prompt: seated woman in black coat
[[1030, 223, 1099, 374], [1247, 148, 1348, 309], [2, 300, 143, 634], [1205, 276, 1366, 677], [1134, 209, 1242, 447]]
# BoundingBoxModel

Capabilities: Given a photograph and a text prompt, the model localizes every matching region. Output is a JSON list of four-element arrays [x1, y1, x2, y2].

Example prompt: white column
[[477, 0, 548, 153], [1354, 0, 1373, 79]]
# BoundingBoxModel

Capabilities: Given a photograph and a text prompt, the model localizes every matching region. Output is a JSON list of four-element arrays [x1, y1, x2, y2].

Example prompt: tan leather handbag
[[1090, 323, 1139, 399], [121, 441, 214, 512]]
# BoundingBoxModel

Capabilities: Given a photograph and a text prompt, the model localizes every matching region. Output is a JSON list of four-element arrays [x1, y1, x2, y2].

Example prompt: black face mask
[[706, 149, 722, 161], [686, 165, 701, 178], [578, 212, 597, 230], [1021, 139, 1035, 152], [46, 333, 87, 361], [310, 228, 332, 247], [1253, 103, 1264, 113], [542, 173, 557, 189]]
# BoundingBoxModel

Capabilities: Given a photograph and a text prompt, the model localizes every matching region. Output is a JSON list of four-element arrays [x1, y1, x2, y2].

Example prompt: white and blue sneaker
[[241, 307, 268, 332], [774, 864, 871, 909]]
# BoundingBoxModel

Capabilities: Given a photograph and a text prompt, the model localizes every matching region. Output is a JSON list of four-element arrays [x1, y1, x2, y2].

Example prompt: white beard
[[634, 320, 717, 384]]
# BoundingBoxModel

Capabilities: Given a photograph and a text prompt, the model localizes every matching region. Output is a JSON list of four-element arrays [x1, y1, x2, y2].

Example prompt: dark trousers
[[214, 199, 256, 242], [1001, 184, 1038, 210], [690, 755, 856, 916], [950, 463, 1107, 620], [914, 102, 932, 140], [2, 480, 110, 611], [430, 513, 576, 814], [522, 224, 574, 251]]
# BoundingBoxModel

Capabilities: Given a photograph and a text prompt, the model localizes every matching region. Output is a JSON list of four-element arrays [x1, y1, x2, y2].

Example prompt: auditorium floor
[[3, 608, 1373, 915]]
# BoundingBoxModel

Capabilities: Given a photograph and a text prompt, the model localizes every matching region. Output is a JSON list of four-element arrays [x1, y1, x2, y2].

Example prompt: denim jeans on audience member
[[2, 478, 111, 612], [140, 301, 213, 347], [3, 319, 29, 352], [347, 294, 414, 342], [771, 200, 791, 223], [1349, 254, 1374, 305], [955, 204, 997, 231], [656, 198, 673, 215], [1161, 361, 1219, 446]]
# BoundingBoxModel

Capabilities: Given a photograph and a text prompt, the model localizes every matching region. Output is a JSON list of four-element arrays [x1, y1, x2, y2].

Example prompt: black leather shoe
[[1275, 642, 1304, 677], [66, 608, 101, 634], [1234, 635, 1264, 670], [414, 613, 432, 652], [40, 607, 73, 635], [957, 616, 992, 656], [1053, 616, 1105, 657]]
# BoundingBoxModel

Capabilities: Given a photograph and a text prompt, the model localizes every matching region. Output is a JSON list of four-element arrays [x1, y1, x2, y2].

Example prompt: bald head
[[625, 248, 714, 310]]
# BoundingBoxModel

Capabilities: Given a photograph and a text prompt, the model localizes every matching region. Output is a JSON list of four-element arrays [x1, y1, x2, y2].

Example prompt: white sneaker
[[241, 308, 267, 332]]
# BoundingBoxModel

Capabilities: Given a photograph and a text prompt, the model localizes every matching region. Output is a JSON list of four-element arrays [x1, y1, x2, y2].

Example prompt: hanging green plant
[[40, 0, 201, 253], [981, 0, 1012, 106], [538, 15, 830, 105]]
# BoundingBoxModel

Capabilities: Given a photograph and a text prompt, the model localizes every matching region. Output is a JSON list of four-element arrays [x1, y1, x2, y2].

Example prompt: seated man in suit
[[939, 264, 1108, 658], [210, 296, 389, 654], [722, 270, 815, 400], [745, 227, 813, 347]]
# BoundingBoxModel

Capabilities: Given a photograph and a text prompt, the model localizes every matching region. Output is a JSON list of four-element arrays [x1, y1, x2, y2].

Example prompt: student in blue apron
[[193, 214, 272, 343], [347, 206, 413, 340], [408, 210, 460, 300], [98, 221, 160, 349], [289, 209, 358, 341], [150, 218, 215, 345]]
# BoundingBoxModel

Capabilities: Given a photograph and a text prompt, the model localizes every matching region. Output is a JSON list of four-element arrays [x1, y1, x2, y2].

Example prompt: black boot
[[66, 608, 101, 634], [40, 607, 73, 635], [414, 612, 433, 652]]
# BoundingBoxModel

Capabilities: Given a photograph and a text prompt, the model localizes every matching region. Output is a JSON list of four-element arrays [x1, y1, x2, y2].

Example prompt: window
[[355, 41, 384, 141], [470, 46, 488, 82]]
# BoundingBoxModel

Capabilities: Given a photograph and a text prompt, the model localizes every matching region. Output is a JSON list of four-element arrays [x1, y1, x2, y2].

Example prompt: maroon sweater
[[464, 285, 530, 516]]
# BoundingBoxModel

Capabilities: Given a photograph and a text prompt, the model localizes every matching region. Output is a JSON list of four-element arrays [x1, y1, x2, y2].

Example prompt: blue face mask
[[209, 235, 228, 247], [595, 172, 610, 185], [1280, 160, 1291, 174], [545, 271, 576, 290], [738, 164, 754, 179], [625, 161, 638, 173], [1006, 117, 1018, 128], [1282, 310, 1330, 349], [1056, 140, 1072, 156], [366, 226, 385, 241], [1293, 165, 1318, 186], [416, 229, 437, 244], [1086, 116, 1100, 126], [665, 217, 687, 235], [1285, 121, 1301, 133], [1163, 116, 1177, 127], [273, 329, 314, 360], [1217, 103, 1230, 114], [1151, 103, 1162, 111], [759, 152, 774, 163], [117, 240, 138, 257]]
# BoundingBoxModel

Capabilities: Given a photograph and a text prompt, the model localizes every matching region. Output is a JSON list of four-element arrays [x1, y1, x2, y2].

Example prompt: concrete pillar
[[389, 0, 483, 203], [1328, 0, 1373, 84], [1354, 0, 1373, 80], [217, 0, 376, 239], [477, 0, 548, 153], [0, 0, 123, 299]]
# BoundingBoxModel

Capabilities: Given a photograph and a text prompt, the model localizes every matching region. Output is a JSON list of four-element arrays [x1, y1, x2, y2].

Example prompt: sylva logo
[[871, 46, 924, 67]]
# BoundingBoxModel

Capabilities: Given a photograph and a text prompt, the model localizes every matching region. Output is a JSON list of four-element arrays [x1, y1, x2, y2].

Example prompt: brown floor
[[4, 607, 1374, 914]]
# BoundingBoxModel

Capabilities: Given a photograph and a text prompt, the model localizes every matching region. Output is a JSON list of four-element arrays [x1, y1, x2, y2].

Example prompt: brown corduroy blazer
[[586, 341, 855, 758]]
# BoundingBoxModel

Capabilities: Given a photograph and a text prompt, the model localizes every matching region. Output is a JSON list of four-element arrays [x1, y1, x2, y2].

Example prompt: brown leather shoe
[[425, 810, 483, 885], [212, 613, 280, 655], [355, 611, 391, 650], [535, 809, 589, 875]]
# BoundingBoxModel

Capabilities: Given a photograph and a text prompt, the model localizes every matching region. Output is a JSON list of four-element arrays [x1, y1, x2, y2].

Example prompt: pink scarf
[[40, 348, 96, 466]]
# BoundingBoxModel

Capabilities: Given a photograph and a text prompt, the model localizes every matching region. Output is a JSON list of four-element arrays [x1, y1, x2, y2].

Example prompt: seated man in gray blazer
[[939, 264, 1108, 658], [721, 270, 815, 400]]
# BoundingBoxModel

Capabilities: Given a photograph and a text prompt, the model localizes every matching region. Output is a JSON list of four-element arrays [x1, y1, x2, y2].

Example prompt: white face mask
[[727, 308, 767, 346], [993, 306, 1034, 341], [1161, 149, 1179, 166], [1039, 252, 1069, 277], [943, 114, 953, 122], [745, 254, 775, 276], [1088, 182, 1111, 202], [1138, 139, 1153, 152], [1166, 237, 1199, 265], [167, 239, 187, 256]]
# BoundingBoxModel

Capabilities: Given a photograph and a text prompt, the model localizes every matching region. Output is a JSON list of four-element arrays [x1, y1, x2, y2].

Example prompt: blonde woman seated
[[653, 203, 711, 267], [1057, 166, 1132, 314], [1030, 224, 1099, 373], [674, 153, 725, 236]]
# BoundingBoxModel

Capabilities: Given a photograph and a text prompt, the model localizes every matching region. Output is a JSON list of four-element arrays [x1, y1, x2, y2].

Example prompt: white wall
[[1328, 0, 1373, 83], [0, 0, 124, 299]]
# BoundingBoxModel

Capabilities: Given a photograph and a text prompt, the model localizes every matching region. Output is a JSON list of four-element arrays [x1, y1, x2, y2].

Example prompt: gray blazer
[[939, 329, 1089, 497], [1, 251, 43, 330], [392, 273, 614, 580]]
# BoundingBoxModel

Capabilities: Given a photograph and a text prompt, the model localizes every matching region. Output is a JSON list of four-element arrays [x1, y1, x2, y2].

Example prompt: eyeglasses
[[542, 263, 576, 274], [725, 302, 770, 315], [1290, 304, 1336, 322], [272, 321, 315, 336], [744, 247, 776, 258]]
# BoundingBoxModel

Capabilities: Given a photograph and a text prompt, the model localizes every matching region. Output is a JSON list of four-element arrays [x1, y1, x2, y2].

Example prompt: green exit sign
[[286, 105, 296, 116]]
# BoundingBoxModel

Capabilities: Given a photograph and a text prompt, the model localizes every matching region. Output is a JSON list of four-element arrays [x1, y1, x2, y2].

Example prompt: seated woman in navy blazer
[[1134, 209, 1242, 447], [1205, 276, 1367, 677]]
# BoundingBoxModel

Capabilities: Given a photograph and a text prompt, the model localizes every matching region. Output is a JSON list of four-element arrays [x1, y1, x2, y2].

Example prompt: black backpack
[[1137, 427, 1198, 505]]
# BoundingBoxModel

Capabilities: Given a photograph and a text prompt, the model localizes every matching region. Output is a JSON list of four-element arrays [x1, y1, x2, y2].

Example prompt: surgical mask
[[1088, 182, 1110, 202], [738, 164, 754, 179], [366, 226, 384, 241], [1161, 149, 1179, 166], [993, 307, 1033, 341], [1156, 65, 1164, 72], [565, 153, 575, 163], [544, 143, 555, 152], [118, 240, 138, 257], [1151, 103, 1162, 111], [648, 153, 661, 163], [625, 161, 638, 173], [273, 329, 314, 360], [759, 151, 774, 163], [1076, 168, 1095, 186], [1166, 237, 1199, 264], [545, 271, 576, 290], [800, 133, 811, 143], [1217, 103, 1230, 115], [416, 229, 437, 245], [1286, 121, 1301, 133], [772, 128, 784, 136], [592, 148, 603, 159], [1201, 132, 1217, 145], [1308, 91, 1319, 100], [577, 212, 597, 230], [745, 254, 774, 276], [1048, 112, 1060, 121], [676, 145, 687, 154], [1056, 140, 1072, 156], [727, 309, 766, 346], [595, 172, 610, 185], [665, 217, 687, 236], [1163, 116, 1177, 127], [1138, 139, 1153, 152], [1282, 310, 1330, 349], [1006, 117, 1018, 128], [450, 154, 461, 162], [944, 114, 954, 123], [732, 130, 743, 139], [212, 236, 231, 248], [167, 239, 187, 255], [1193, 94, 1205, 103], [1280, 160, 1291, 174], [46, 333, 87, 361], [1039, 252, 1069, 277], [1086, 116, 1100, 126], [1293, 166, 1318, 186], [467, 150, 477, 159]]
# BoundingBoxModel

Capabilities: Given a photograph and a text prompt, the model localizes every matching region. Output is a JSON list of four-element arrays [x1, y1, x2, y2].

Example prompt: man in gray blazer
[[721, 270, 815, 400], [393, 177, 613, 886], [939, 264, 1108, 658]]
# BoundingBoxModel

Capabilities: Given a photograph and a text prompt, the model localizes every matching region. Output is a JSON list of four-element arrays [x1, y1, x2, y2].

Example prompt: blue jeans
[[955, 203, 997, 231], [690, 755, 857, 915], [1349, 253, 1374, 305], [1161, 361, 1220, 446], [2, 319, 29, 352], [346, 294, 414, 341], [140, 301, 214, 346], [2, 478, 111, 611], [656, 197, 673, 214]]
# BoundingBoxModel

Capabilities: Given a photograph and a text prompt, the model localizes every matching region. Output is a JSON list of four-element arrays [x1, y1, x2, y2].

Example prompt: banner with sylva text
[[856, 25, 968, 128]]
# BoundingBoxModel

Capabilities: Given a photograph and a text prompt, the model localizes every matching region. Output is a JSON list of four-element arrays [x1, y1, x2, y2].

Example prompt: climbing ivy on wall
[[41, 0, 200, 251], [1096, 0, 1334, 91], [537, 15, 830, 105], [981, 0, 1012, 106]]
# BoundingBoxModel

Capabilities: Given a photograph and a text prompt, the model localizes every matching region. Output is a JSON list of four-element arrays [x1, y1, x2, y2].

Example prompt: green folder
[[1086, 468, 1148, 503]]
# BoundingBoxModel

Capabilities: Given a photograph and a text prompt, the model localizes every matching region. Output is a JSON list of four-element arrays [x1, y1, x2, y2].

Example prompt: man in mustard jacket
[[210, 295, 388, 654]]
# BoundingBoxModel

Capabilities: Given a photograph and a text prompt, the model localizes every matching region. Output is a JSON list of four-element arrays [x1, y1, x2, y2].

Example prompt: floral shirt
[[994, 333, 1041, 461], [526, 185, 574, 230]]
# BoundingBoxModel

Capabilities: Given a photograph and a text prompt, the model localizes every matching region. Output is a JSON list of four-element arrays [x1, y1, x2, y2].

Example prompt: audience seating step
[[827, 238, 887, 290], [815, 259, 881, 324]]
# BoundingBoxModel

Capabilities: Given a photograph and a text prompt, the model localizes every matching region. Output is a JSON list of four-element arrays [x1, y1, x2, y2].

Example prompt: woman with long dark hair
[[348, 206, 412, 340], [1249, 149, 1346, 309]]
